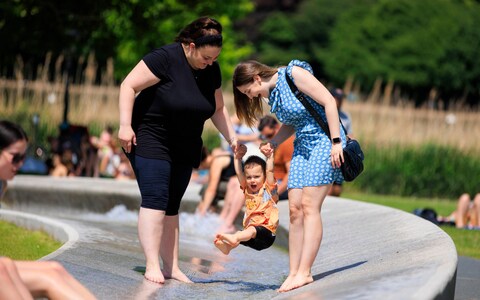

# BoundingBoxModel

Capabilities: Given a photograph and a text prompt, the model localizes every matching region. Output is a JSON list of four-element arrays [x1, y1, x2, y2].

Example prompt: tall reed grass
[[345, 100, 480, 154]]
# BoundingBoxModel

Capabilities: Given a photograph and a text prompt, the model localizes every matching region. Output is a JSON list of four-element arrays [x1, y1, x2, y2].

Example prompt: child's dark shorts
[[240, 226, 276, 251]]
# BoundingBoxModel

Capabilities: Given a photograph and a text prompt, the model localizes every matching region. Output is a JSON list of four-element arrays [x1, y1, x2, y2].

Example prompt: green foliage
[[323, 0, 480, 102], [0, 1, 253, 85], [0, 107, 58, 155], [253, 0, 480, 105], [0, 221, 62, 260], [442, 226, 480, 259], [256, 0, 374, 73], [350, 144, 480, 198], [202, 128, 221, 151], [0, 0, 117, 73], [103, 0, 254, 81]]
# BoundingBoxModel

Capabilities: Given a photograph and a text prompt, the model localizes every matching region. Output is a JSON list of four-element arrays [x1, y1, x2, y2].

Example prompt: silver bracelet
[[227, 136, 237, 145]]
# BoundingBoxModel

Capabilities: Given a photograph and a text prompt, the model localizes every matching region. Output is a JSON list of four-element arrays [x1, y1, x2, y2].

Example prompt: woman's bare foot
[[278, 274, 295, 292], [280, 274, 313, 292], [214, 238, 234, 255], [144, 263, 165, 284], [162, 268, 193, 283]]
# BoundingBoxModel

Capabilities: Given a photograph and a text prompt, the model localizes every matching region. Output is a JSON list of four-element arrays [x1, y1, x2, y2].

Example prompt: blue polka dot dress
[[269, 60, 347, 188]]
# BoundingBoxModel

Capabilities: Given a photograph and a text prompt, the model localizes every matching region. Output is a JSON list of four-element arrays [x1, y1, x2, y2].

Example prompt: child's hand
[[260, 142, 274, 158], [235, 144, 247, 159]]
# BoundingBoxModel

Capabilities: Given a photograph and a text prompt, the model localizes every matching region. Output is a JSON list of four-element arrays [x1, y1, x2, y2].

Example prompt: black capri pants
[[129, 154, 192, 215]]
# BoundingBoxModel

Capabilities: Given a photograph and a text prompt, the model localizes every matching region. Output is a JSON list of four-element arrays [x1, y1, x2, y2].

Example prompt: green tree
[[0, 1, 254, 84], [251, 0, 480, 106], [103, 0, 254, 82], [0, 0, 115, 78], [322, 0, 480, 106], [255, 0, 374, 75]]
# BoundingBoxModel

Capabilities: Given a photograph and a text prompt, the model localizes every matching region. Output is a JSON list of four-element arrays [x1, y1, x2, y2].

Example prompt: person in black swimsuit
[[118, 17, 238, 284]]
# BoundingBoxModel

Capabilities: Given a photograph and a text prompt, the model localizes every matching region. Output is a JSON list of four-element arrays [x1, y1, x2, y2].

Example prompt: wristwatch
[[332, 137, 341, 144], [270, 140, 279, 149]]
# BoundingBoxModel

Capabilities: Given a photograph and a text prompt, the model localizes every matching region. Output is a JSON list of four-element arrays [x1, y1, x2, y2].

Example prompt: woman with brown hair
[[232, 60, 346, 292], [118, 17, 238, 284]]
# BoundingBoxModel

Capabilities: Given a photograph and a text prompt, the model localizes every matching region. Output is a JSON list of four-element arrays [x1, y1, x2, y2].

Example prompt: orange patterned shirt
[[242, 181, 279, 234]]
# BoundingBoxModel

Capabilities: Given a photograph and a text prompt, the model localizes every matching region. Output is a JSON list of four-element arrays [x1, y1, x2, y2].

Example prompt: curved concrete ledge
[[3, 175, 141, 214], [0, 209, 79, 260], [2, 175, 457, 299], [286, 197, 458, 300]]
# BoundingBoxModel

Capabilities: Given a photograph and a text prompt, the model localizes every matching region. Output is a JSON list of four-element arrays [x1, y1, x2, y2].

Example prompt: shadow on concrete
[[194, 279, 279, 292], [313, 260, 367, 281]]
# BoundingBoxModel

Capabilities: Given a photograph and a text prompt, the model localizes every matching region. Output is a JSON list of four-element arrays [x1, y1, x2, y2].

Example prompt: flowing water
[[75, 205, 290, 299]]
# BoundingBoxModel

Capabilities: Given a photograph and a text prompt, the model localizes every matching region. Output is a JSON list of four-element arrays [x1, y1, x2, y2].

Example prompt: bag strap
[[285, 72, 347, 139]]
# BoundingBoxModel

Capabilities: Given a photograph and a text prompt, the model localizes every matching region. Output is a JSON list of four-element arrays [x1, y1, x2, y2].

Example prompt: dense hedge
[[350, 144, 480, 199]]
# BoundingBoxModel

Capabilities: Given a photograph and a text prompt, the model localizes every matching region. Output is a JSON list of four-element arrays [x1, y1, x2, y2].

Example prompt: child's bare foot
[[144, 263, 165, 284], [214, 238, 234, 255], [216, 233, 240, 247], [162, 268, 193, 283]]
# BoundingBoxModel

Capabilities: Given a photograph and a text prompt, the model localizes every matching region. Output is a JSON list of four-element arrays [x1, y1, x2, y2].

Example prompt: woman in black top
[[118, 17, 238, 284]]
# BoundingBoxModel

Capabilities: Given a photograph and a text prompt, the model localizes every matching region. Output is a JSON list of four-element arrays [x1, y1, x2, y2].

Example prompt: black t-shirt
[[131, 43, 221, 168]]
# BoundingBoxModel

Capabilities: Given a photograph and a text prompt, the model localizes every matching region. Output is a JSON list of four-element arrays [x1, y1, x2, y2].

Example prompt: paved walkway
[[456, 256, 480, 300], [1, 176, 462, 299]]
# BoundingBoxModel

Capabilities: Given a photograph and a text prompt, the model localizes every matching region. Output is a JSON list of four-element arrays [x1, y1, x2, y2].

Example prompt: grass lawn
[[0, 220, 62, 260], [343, 191, 480, 260]]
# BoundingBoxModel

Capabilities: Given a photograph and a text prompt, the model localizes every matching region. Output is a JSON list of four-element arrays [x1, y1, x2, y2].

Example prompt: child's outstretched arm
[[234, 143, 247, 188], [264, 150, 275, 187]]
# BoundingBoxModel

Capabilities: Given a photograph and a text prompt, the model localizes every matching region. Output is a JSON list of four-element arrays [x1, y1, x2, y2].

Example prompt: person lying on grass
[[214, 143, 279, 255]]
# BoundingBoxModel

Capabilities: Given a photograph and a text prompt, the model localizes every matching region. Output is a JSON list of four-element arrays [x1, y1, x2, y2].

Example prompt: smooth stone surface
[[2, 175, 458, 299]]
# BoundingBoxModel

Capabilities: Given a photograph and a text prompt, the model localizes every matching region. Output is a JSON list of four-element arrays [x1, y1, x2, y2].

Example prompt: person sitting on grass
[[438, 193, 480, 229], [214, 143, 279, 255], [0, 120, 96, 300]]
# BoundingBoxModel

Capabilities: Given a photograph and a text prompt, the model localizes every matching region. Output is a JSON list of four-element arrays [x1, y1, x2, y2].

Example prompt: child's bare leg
[[221, 227, 256, 245]]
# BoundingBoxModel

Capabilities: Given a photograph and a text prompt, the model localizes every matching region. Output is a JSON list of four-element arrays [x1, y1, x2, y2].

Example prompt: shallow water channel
[[73, 206, 290, 299]]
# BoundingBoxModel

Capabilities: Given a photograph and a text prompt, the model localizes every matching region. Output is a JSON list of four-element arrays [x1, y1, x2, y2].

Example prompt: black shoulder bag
[[285, 73, 364, 182]]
